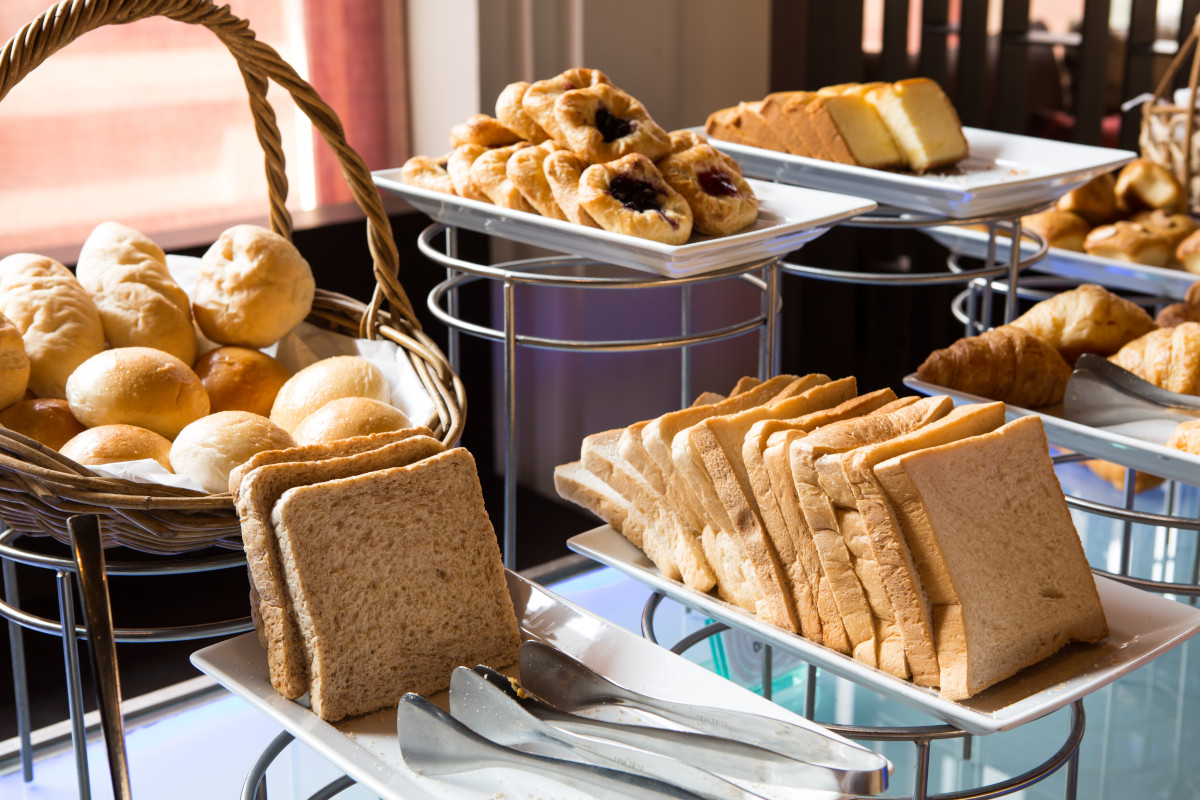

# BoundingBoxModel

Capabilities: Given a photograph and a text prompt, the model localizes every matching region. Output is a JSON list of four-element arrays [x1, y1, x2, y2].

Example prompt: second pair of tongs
[[1064, 353, 1200, 427]]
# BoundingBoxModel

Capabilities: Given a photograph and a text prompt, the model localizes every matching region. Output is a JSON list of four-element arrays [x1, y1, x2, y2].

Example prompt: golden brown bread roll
[[1175, 230, 1200, 274], [192, 225, 316, 349], [65, 347, 210, 439], [290, 396, 413, 445], [1108, 322, 1200, 395], [1115, 158, 1186, 214], [169, 411, 296, 493], [269, 355, 391, 433], [0, 311, 30, 410], [1168, 417, 1200, 454], [60, 424, 173, 472], [915, 324, 1073, 407], [0, 398, 86, 449], [193, 346, 291, 418], [0, 253, 106, 399], [1019, 209, 1090, 252], [1056, 172, 1119, 225], [1009, 283, 1157, 364], [75, 221, 197, 366], [1084, 459, 1165, 493], [1083, 221, 1172, 267], [1130, 209, 1199, 255]]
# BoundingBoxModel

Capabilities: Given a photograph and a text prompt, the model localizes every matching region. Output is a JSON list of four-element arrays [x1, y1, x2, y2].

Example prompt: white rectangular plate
[[372, 171, 876, 278], [922, 225, 1196, 300], [191, 571, 849, 800], [903, 373, 1200, 486], [568, 525, 1200, 736], [710, 128, 1135, 219]]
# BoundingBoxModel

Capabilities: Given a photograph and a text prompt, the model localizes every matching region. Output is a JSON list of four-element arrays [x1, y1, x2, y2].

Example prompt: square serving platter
[[191, 570, 849, 800], [921, 225, 1197, 301], [568, 525, 1200, 736], [903, 373, 1200, 486], [709, 127, 1135, 219], [372, 170, 876, 278]]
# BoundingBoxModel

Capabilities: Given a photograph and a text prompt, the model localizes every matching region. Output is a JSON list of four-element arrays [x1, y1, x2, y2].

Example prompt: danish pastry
[[507, 142, 569, 220], [579, 153, 693, 244], [470, 143, 536, 211], [1083, 221, 1172, 267], [555, 84, 671, 164], [449, 114, 522, 149], [400, 153, 456, 195], [543, 150, 600, 227], [1168, 417, 1200, 455], [668, 129, 708, 153], [1114, 158, 1186, 214], [658, 144, 758, 236], [522, 68, 611, 144], [447, 144, 493, 203], [495, 81, 549, 144]]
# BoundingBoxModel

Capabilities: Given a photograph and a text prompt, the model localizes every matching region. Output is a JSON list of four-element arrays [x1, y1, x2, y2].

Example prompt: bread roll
[[1083, 221, 1171, 267], [1130, 209, 1198, 255], [1019, 209, 1090, 252], [1056, 172, 1119, 225], [0, 253, 105, 399], [194, 346, 291, 417], [1175, 230, 1200, 274], [1114, 158, 1185, 213], [65, 347, 210, 439], [170, 411, 296, 494], [291, 396, 413, 445], [76, 222, 197, 365], [270, 355, 391, 433], [0, 311, 30, 410], [60, 424, 173, 471], [0, 398, 86, 449], [192, 225, 316, 348]]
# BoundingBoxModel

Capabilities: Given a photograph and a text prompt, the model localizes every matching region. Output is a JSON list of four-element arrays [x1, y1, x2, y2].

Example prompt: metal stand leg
[[760, 643, 772, 702], [503, 278, 517, 569], [681, 284, 693, 408], [804, 665, 817, 720], [3, 555, 33, 781], [445, 228, 460, 373], [1005, 218, 1022, 323], [57, 569, 91, 800], [913, 737, 932, 800], [764, 261, 779, 378]]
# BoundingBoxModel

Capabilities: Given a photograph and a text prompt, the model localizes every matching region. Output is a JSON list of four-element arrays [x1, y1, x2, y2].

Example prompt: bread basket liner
[[0, 0, 466, 554]]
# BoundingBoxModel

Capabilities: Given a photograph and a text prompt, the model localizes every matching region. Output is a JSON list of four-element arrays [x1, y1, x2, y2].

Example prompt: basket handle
[[1146, 13, 1200, 198], [0, 0, 416, 336]]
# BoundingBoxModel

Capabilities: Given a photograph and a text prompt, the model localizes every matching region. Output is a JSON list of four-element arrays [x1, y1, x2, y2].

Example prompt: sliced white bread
[[553, 460, 656, 552], [790, 396, 953, 671], [815, 402, 1006, 687], [682, 377, 857, 632], [234, 433, 446, 699], [874, 416, 1108, 699], [272, 447, 521, 721]]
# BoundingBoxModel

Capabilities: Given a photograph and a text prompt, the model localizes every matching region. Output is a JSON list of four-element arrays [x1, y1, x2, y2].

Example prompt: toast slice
[[273, 447, 521, 721], [873, 416, 1108, 699], [814, 402, 1006, 686], [682, 378, 857, 632], [745, 387, 898, 644], [235, 434, 445, 699], [790, 396, 953, 670], [553, 460, 656, 551]]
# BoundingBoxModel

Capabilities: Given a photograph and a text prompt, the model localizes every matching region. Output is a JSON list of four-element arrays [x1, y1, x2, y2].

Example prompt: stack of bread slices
[[556, 375, 1108, 700], [231, 427, 521, 721]]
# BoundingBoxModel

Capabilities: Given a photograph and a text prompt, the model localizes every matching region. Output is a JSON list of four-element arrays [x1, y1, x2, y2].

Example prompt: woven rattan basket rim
[[0, 0, 466, 552]]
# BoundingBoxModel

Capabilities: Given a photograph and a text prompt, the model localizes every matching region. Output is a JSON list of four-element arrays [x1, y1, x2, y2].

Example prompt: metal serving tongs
[[1064, 353, 1200, 427], [450, 666, 776, 800], [519, 641, 890, 796]]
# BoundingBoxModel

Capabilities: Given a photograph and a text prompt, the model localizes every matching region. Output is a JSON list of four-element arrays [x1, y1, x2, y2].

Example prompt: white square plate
[[568, 525, 1200, 735], [372, 171, 876, 278], [191, 571, 850, 800], [711, 128, 1135, 219]]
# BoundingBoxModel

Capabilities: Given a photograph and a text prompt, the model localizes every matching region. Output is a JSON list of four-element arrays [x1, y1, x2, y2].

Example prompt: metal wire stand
[[0, 524, 254, 799]]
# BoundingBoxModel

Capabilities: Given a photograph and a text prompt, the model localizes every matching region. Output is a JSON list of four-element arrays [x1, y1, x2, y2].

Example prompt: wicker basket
[[1141, 14, 1200, 214], [0, 0, 465, 554]]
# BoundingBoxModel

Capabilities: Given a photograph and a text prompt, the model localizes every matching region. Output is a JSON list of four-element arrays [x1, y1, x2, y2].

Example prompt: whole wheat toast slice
[[814, 402, 1006, 687], [273, 447, 521, 721], [235, 434, 445, 699], [790, 396, 953, 670]]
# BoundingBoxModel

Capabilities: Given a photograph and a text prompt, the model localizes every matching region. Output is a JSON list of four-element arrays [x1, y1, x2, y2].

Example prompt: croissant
[[1010, 283, 1157, 364], [1109, 322, 1200, 395], [916, 324, 1072, 407]]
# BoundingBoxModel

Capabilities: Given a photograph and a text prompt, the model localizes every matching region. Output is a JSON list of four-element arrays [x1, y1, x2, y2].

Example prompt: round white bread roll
[[65, 347, 210, 439], [170, 411, 296, 494], [193, 346, 291, 418], [291, 396, 413, 445], [76, 221, 197, 365], [0, 398, 86, 450], [0, 311, 30, 410], [60, 424, 173, 472], [192, 225, 316, 348], [0, 253, 105, 399], [270, 355, 391, 433]]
